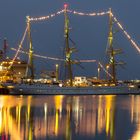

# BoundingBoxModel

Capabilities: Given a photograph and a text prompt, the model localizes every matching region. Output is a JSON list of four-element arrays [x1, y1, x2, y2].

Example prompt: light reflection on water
[[0, 95, 140, 140]]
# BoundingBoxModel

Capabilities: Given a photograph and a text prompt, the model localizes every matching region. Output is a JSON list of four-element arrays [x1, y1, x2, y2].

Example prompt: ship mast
[[64, 4, 73, 86], [26, 16, 34, 79], [108, 8, 116, 84], [3, 38, 8, 60]]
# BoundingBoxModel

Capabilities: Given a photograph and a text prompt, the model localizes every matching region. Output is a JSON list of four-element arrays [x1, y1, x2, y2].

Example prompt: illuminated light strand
[[68, 10, 109, 16], [29, 9, 64, 22], [4, 26, 28, 76], [78, 60, 96, 63], [99, 62, 113, 79], [11, 48, 96, 63], [112, 13, 140, 54], [11, 48, 64, 61]]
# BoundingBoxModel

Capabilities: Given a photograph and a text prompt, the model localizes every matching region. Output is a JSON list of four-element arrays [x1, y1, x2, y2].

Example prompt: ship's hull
[[8, 84, 140, 95]]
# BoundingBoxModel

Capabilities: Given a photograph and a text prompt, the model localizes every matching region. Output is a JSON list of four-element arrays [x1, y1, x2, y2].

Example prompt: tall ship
[[4, 5, 140, 95]]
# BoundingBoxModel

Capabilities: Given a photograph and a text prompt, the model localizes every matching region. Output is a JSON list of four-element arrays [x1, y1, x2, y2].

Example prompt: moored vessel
[[3, 6, 140, 95], [8, 83, 140, 95]]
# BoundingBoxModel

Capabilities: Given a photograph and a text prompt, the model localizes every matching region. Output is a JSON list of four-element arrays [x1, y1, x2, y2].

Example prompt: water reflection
[[0, 95, 140, 140], [130, 96, 140, 140]]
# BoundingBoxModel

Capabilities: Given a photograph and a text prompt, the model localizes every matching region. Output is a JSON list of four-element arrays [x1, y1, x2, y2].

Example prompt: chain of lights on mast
[[98, 62, 113, 79], [22, 8, 140, 55], [11, 48, 97, 63], [4, 26, 28, 77], [7, 6, 140, 78], [29, 10, 64, 22]]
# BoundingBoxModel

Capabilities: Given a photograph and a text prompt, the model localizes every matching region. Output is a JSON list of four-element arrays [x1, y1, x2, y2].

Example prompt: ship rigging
[[6, 5, 140, 85]]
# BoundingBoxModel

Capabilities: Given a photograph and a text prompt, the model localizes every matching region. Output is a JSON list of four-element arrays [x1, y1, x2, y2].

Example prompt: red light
[[64, 4, 68, 9]]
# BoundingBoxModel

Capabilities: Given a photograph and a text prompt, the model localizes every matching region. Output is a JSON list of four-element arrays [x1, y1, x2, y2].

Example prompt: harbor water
[[0, 95, 140, 140]]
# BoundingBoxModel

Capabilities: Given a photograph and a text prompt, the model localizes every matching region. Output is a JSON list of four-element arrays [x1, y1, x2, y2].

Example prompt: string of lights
[[112, 13, 140, 54], [98, 62, 113, 79], [11, 48, 65, 61], [29, 9, 64, 22], [29, 8, 109, 23], [68, 10, 109, 16], [11, 48, 97, 63], [69, 9, 140, 54], [22, 8, 140, 56], [78, 60, 96, 63], [4, 26, 28, 76]]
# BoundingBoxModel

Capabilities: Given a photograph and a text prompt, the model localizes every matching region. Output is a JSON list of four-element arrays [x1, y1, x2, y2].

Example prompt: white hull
[[9, 84, 140, 95]]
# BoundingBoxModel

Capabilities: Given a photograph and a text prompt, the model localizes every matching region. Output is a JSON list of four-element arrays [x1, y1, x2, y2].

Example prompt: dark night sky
[[0, 0, 140, 80]]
